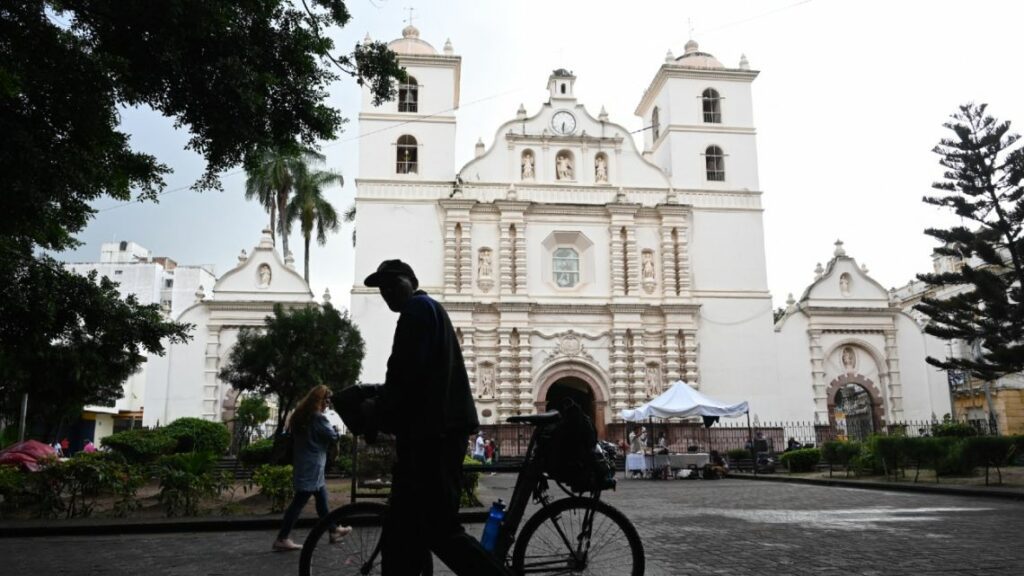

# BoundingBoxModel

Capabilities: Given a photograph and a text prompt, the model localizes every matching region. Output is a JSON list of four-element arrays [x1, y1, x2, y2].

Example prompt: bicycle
[[299, 410, 645, 575]]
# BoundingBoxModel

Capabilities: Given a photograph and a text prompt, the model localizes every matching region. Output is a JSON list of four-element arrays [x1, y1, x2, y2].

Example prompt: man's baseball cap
[[364, 259, 419, 289]]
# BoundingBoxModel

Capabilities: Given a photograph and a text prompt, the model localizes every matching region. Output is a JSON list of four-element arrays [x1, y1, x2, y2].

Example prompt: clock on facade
[[551, 110, 576, 135]]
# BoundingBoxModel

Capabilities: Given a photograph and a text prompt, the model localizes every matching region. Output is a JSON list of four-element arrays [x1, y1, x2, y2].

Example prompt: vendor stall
[[619, 381, 750, 478]]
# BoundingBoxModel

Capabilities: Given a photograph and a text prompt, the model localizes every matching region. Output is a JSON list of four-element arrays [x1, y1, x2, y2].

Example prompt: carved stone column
[[660, 226, 677, 297], [443, 221, 458, 296], [682, 329, 699, 385], [624, 226, 640, 297], [610, 225, 625, 297], [458, 222, 473, 294], [884, 330, 904, 419], [515, 329, 533, 413], [630, 331, 646, 404], [809, 330, 827, 421], [203, 327, 221, 420], [514, 224, 527, 295], [664, 329, 681, 383], [497, 328, 516, 418], [677, 215, 692, 291], [462, 327, 476, 392], [499, 224, 513, 295], [611, 329, 629, 411]]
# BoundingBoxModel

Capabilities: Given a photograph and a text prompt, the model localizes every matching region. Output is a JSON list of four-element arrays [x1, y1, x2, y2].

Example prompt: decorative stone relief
[[839, 272, 852, 297], [556, 152, 574, 180], [521, 151, 535, 180], [641, 250, 656, 294], [257, 264, 272, 288], [477, 363, 496, 399], [595, 154, 609, 184], [841, 346, 857, 374], [644, 364, 661, 397], [540, 329, 598, 365], [477, 247, 494, 292]]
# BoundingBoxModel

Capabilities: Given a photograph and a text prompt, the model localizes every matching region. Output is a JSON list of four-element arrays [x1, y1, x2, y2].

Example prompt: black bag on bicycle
[[539, 398, 616, 493]]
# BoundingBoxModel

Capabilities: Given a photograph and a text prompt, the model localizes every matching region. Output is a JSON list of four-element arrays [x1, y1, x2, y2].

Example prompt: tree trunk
[[304, 234, 311, 283], [269, 203, 276, 242], [277, 189, 289, 257]]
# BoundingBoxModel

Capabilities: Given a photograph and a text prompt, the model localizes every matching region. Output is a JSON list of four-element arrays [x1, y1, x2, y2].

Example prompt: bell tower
[[357, 25, 462, 181], [547, 68, 577, 102]]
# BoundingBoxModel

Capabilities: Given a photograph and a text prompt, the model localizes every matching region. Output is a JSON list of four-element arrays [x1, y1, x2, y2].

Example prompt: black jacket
[[376, 291, 479, 439]]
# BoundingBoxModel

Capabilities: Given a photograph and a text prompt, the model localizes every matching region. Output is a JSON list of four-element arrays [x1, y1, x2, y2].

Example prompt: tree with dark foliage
[[218, 304, 364, 435], [915, 103, 1024, 382], [0, 1, 402, 436]]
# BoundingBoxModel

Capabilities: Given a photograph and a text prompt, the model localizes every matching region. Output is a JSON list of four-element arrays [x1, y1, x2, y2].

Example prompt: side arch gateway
[[534, 359, 612, 439]]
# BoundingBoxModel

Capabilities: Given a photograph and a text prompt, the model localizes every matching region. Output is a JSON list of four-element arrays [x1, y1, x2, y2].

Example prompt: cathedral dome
[[675, 39, 724, 69], [388, 24, 438, 56]]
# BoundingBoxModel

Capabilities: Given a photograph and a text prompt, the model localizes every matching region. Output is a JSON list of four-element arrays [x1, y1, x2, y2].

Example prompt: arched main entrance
[[827, 374, 884, 441], [535, 364, 609, 439], [545, 377, 595, 423]]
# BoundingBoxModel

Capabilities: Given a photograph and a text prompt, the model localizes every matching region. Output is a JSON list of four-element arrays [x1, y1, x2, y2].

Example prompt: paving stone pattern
[[2, 476, 1022, 575]]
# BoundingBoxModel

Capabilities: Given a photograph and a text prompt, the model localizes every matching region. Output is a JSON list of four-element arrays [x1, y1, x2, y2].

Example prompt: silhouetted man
[[363, 259, 512, 576]]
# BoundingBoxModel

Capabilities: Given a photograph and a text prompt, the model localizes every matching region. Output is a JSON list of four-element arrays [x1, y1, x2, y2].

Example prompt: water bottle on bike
[[480, 499, 506, 552]]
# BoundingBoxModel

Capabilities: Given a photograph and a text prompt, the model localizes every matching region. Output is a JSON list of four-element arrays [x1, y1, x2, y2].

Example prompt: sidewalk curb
[[0, 509, 490, 538], [730, 473, 1024, 501]]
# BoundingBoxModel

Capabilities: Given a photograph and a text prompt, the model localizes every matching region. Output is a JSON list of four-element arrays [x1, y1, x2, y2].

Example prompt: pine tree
[[914, 103, 1024, 381]]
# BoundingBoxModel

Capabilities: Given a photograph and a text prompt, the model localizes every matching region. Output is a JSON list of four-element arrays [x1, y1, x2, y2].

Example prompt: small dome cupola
[[388, 23, 438, 56], [675, 39, 725, 69]]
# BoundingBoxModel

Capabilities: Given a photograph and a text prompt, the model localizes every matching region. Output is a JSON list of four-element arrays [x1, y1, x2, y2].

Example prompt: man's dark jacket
[[375, 291, 479, 439]]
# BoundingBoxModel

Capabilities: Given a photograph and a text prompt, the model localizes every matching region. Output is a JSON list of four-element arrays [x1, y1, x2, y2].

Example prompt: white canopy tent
[[619, 381, 749, 421]]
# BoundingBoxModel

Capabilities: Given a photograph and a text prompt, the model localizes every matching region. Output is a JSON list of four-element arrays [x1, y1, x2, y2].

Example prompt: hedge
[[162, 418, 231, 455], [101, 429, 176, 464], [239, 438, 274, 467], [779, 448, 820, 472]]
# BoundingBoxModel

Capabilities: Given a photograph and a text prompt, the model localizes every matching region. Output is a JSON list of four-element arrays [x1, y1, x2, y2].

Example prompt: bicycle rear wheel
[[299, 501, 395, 576], [511, 497, 644, 576]]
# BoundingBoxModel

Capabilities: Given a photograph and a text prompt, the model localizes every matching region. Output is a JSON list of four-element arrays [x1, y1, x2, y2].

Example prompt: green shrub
[[932, 421, 979, 438], [238, 438, 274, 467], [822, 441, 862, 477], [162, 418, 231, 455], [27, 453, 143, 519], [461, 456, 481, 508], [779, 448, 820, 473], [335, 434, 355, 476], [0, 465, 27, 518], [102, 429, 176, 464], [156, 452, 229, 517], [901, 437, 947, 483], [935, 438, 973, 476], [868, 436, 908, 480], [250, 464, 294, 513], [726, 448, 752, 461], [964, 436, 1016, 485]]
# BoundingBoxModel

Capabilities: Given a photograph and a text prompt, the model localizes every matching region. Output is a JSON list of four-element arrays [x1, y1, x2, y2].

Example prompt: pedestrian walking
[[361, 259, 513, 575], [272, 385, 352, 552]]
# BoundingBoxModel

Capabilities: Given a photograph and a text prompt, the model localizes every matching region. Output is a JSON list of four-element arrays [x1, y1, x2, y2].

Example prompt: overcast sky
[[55, 0, 1024, 311]]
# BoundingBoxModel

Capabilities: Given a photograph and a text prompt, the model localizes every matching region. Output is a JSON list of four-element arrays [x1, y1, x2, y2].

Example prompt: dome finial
[[684, 38, 699, 55], [814, 262, 824, 279], [516, 103, 527, 119], [739, 53, 750, 70], [323, 287, 332, 303], [443, 38, 453, 55], [665, 49, 674, 63], [834, 239, 846, 257]]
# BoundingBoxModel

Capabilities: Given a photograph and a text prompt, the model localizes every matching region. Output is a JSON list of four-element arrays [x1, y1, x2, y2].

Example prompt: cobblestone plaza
[[2, 477, 1021, 575]]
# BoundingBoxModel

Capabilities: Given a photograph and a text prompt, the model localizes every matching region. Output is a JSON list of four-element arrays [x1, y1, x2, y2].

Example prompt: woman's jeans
[[277, 485, 335, 540]]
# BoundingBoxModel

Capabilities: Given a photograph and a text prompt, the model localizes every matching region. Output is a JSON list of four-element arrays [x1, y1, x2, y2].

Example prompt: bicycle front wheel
[[299, 501, 392, 576], [511, 497, 644, 576]]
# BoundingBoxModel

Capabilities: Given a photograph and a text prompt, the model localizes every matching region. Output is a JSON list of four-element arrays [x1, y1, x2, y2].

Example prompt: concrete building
[[64, 242, 215, 443]]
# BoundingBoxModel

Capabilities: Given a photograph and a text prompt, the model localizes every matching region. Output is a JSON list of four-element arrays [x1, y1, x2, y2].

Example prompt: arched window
[[553, 247, 580, 288], [702, 88, 721, 123], [396, 135, 418, 174], [651, 106, 660, 141], [398, 76, 418, 113], [705, 145, 725, 181]]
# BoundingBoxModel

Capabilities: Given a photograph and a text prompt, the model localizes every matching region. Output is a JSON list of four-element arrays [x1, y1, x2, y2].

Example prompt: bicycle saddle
[[507, 410, 562, 425]]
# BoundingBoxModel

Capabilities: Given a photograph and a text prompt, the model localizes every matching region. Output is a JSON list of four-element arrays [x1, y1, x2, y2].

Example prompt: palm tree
[[243, 145, 323, 257], [343, 204, 356, 246], [286, 161, 343, 282]]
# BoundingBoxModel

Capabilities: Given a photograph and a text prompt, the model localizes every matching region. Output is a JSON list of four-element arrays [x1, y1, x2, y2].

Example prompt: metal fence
[[477, 419, 973, 458]]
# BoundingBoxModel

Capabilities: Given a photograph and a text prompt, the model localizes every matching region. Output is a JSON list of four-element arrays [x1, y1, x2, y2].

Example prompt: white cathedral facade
[[350, 25, 953, 438]]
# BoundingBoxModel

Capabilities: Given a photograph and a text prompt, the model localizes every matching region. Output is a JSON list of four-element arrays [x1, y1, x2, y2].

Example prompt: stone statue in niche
[[478, 248, 492, 278], [644, 365, 661, 397], [257, 264, 272, 288], [595, 155, 608, 183], [556, 153, 574, 180], [521, 152, 535, 180], [641, 250, 656, 294], [478, 365, 495, 398], [839, 273, 851, 296], [841, 346, 857, 373]]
